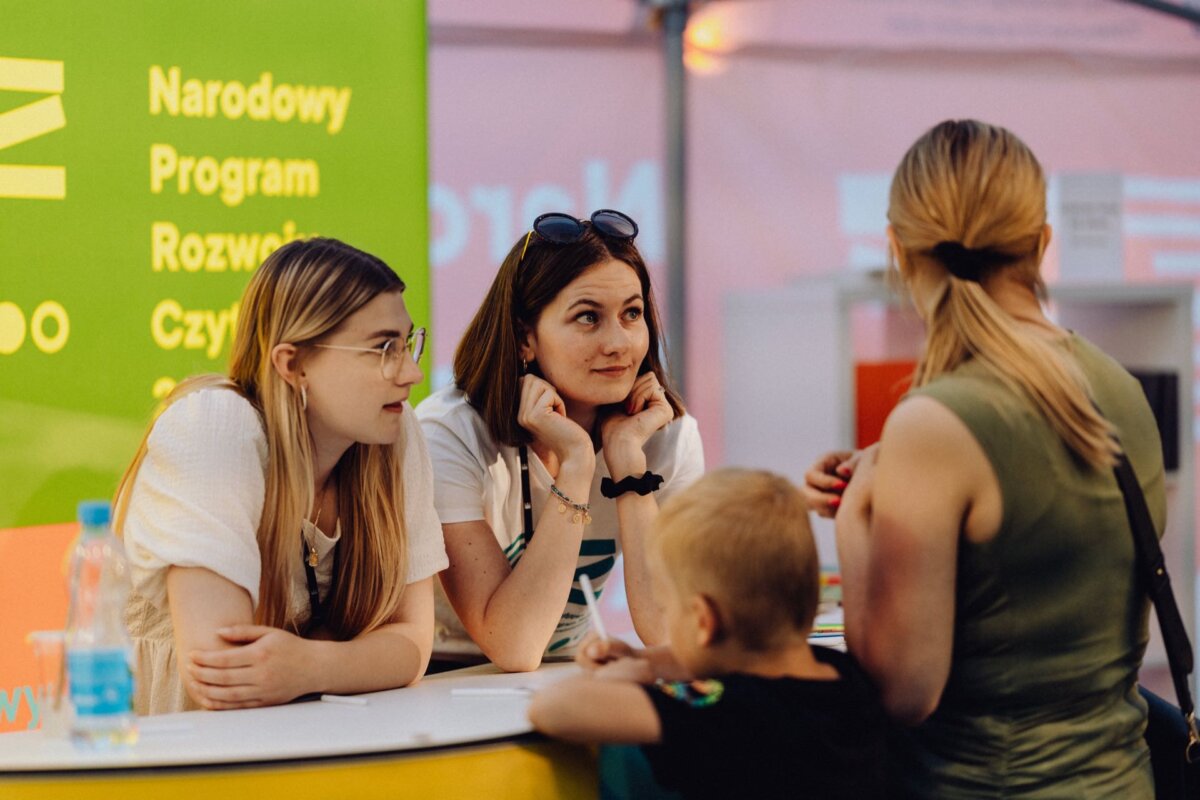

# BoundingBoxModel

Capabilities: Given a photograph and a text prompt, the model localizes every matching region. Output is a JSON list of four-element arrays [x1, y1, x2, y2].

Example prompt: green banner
[[0, 1, 429, 527]]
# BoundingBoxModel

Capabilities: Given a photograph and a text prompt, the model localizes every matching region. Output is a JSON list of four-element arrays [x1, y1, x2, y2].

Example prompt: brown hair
[[654, 468, 820, 651], [114, 237, 411, 639], [454, 221, 682, 446], [889, 120, 1117, 468]]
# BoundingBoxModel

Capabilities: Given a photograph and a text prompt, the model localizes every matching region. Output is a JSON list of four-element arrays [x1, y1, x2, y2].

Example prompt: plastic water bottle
[[66, 500, 138, 747]]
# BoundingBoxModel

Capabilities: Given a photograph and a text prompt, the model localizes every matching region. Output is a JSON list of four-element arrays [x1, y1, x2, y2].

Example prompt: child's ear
[[691, 594, 725, 648]]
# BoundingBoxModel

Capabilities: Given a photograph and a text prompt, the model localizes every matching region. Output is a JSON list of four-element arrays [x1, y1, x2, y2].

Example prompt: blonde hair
[[889, 120, 1117, 469], [113, 238, 410, 640], [654, 468, 819, 650]]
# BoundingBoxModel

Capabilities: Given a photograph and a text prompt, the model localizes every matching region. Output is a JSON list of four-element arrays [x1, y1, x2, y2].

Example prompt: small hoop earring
[[300, 385, 308, 411]]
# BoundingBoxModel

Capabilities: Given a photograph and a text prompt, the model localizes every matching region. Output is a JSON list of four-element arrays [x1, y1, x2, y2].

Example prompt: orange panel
[[0, 522, 77, 733], [855, 361, 916, 449]]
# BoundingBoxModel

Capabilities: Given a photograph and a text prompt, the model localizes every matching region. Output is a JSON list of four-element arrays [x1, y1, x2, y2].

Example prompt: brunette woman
[[417, 210, 704, 671]]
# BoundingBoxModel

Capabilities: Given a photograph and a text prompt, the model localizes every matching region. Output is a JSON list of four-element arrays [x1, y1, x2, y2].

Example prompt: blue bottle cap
[[77, 500, 111, 527]]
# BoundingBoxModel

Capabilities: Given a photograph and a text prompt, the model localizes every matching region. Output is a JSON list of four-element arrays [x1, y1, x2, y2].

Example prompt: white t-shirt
[[122, 387, 448, 714], [416, 385, 705, 658]]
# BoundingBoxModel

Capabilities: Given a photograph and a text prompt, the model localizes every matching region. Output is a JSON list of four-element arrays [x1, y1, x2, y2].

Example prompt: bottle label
[[68, 648, 134, 717]]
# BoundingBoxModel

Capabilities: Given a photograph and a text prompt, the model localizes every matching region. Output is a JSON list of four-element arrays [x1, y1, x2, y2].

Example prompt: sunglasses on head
[[519, 209, 639, 262]]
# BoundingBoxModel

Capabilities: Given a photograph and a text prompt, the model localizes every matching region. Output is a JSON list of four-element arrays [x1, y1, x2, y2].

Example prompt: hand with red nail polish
[[803, 449, 859, 518]]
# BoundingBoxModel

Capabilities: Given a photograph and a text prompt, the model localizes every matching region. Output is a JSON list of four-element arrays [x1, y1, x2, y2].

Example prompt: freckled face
[[522, 259, 649, 411], [302, 290, 423, 453]]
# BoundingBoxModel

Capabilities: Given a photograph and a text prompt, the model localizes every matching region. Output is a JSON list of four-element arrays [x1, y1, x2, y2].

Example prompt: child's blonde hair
[[654, 468, 819, 651]]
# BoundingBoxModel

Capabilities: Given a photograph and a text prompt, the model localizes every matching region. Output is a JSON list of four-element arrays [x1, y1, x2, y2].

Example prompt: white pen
[[451, 687, 532, 697], [579, 573, 608, 642], [320, 693, 368, 706]]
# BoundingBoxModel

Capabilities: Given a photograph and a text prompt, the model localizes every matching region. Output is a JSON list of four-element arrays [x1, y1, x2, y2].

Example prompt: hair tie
[[601, 471, 664, 499], [931, 241, 1018, 282]]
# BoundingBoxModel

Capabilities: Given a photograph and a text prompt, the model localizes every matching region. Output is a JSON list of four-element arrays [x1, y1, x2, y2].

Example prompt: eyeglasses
[[314, 328, 425, 380], [519, 209, 639, 262]]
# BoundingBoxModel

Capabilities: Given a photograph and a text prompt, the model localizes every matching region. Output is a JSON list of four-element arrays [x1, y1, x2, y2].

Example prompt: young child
[[528, 468, 886, 799]]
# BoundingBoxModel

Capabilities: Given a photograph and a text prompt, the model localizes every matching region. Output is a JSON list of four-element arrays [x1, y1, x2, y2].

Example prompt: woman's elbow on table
[[458, 615, 545, 672], [471, 619, 546, 672], [488, 645, 544, 674]]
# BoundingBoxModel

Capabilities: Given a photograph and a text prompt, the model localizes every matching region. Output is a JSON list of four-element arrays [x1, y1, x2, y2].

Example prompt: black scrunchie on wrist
[[601, 471, 665, 498]]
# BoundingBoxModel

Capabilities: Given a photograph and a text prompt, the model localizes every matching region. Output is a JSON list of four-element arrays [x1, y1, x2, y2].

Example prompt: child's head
[[652, 468, 819, 671]]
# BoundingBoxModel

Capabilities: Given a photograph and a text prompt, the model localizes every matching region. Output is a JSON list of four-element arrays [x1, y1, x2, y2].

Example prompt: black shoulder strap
[[518, 444, 534, 546], [1113, 451, 1200, 760]]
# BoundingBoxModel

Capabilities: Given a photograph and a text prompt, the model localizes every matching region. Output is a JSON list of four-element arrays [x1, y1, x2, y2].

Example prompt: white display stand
[[723, 272, 1196, 676], [0, 663, 576, 771]]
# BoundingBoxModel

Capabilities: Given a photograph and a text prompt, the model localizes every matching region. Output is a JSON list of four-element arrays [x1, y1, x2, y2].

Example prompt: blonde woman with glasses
[[817, 121, 1165, 797], [114, 237, 447, 714]]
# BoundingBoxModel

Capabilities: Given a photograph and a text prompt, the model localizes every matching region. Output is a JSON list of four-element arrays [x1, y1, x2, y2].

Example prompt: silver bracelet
[[549, 484, 592, 525]]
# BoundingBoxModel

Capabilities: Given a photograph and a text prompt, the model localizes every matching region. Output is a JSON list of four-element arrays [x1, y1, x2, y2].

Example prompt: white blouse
[[417, 385, 705, 659], [122, 388, 448, 715]]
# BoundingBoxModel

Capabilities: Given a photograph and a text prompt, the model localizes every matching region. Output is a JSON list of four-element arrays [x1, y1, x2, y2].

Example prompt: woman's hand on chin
[[600, 373, 673, 476], [518, 374, 594, 466]]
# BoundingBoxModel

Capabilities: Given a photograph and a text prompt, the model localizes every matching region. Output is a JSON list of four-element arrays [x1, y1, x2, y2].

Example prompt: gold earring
[[300, 385, 308, 411]]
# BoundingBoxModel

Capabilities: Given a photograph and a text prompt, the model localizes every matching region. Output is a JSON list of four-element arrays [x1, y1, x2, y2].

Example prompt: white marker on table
[[450, 687, 532, 697], [579, 573, 608, 642], [320, 694, 368, 706]]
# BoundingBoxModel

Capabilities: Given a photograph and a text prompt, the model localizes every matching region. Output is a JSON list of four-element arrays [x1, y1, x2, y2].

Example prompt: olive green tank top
[[892, 333, 1166, 798]]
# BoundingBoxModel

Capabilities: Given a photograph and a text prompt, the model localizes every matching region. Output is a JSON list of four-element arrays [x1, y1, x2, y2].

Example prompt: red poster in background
[[856, 361, 916, 450]]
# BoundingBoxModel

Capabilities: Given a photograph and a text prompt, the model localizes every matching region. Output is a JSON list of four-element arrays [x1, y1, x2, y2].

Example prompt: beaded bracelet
[[549, 484, 592, 525]]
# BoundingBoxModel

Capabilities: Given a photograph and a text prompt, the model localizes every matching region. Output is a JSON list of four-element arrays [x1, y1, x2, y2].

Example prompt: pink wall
[[428, 40, 665, 382], [429, 0, 1200, 466]]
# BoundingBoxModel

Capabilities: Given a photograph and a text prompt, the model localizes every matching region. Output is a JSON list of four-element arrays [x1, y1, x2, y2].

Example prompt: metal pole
[[660, 0, 689, 395]]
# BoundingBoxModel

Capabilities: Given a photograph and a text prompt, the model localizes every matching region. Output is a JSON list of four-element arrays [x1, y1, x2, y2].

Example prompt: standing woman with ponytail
[[832, 121, 1164, 797], [115, 238, 447, 714]]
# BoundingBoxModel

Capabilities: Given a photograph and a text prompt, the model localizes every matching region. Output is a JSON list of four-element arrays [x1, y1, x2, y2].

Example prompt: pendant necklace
[[301, 477, 338, 627], [304, 474, 333, 568], [306, 479, 332, 567]]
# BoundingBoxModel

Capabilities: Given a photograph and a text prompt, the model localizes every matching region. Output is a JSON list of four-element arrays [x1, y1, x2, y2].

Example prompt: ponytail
[[891, 120, 1118, 469]]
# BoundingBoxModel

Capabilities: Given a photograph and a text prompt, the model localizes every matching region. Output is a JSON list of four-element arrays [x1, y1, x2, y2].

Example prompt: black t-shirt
[[640, 647, 886, 800]]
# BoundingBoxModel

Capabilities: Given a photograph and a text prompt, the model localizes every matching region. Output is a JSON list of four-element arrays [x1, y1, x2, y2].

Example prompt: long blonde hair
[[889, 120, 1117, 469], [114, 238, 410, 639]]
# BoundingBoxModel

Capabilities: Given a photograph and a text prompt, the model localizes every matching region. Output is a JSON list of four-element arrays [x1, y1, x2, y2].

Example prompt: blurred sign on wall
[[1059, 173, 1124, 282]]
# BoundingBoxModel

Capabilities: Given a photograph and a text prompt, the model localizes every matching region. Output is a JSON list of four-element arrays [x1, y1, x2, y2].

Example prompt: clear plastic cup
[[26, 630, 72, 737]]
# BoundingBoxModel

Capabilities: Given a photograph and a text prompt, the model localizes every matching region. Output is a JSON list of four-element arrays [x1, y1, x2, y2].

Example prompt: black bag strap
[[518, 444, 534, 545], [1113, 451, 1200, 762]]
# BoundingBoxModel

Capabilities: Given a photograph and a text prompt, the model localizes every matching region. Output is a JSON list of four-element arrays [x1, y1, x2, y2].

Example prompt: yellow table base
[[0, 739, 597, 800]]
